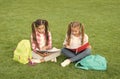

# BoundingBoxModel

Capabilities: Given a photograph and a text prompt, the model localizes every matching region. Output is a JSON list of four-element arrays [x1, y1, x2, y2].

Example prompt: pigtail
[[80, 23, 84, 45], [67, 22, 72, 46], [31, 22, 36, 41], [31, 22, 40, 49], [43, 20, 49, 46]]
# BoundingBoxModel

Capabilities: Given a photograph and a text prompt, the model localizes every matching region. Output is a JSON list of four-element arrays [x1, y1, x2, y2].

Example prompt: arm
[[42, 31, 52, 50], [31, 35, 37, 52], [83, 34, 92, 49], [63, 34, 70, 48]]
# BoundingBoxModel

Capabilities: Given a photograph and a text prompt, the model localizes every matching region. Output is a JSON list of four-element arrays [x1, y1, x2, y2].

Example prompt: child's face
[[71, 26, 80, 36], [37, 25, 45, 33]]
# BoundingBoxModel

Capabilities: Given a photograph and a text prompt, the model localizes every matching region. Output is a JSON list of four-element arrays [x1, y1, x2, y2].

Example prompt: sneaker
[[61, 59, 71, 67], [51, 58, 57, 62]]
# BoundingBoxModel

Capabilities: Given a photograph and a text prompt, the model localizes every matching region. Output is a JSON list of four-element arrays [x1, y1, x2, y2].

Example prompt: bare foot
[[40, 58, 45, 63]]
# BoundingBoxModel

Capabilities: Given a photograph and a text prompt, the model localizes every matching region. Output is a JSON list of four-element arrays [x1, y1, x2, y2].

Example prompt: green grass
[[0, 0, 120, 79]]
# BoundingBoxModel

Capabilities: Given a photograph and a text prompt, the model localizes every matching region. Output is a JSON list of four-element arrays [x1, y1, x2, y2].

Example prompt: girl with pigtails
[[30, 19, 60, 64], [61, 21, 91, 67]]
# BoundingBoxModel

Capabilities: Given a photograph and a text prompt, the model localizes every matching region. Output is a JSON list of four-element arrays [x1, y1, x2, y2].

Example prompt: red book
[[67, 42, 90, 53]]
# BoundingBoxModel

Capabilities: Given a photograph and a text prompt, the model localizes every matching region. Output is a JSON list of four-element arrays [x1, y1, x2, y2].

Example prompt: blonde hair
[[66, 21, 84, 45]]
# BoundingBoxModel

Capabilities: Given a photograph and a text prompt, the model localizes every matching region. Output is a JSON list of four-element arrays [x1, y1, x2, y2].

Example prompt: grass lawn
[[0, 0, 120, 79]]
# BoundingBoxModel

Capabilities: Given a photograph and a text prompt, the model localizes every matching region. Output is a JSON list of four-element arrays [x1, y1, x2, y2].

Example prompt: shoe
[[61, 59, 71, 67], [51, 58, 57, 62]]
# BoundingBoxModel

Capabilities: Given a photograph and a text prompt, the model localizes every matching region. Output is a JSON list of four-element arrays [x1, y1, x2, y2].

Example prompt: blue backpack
[[75, 55, 107, 70]]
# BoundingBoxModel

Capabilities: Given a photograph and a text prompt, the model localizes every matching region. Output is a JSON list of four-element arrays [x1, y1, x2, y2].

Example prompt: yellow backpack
[[13, 39, 32, 64]]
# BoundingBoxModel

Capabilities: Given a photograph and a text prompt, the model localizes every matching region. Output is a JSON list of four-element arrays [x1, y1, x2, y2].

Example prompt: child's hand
[[41, 46, 47, 50], [43, 52, 48, 56], [41, 46, 50, 50], [65, 45, 70, 48], [43, 53, 51, 57], [87, 45, 92, 49]]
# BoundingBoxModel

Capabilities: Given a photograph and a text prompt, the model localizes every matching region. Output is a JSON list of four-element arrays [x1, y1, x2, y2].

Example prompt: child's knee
[[85, 48, 91, 55], [61, 48, 66, 53]]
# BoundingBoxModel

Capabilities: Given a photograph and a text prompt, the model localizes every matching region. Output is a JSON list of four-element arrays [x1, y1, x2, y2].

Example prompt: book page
[[47, 47, 60, 53], [36, 47, 60, 53]]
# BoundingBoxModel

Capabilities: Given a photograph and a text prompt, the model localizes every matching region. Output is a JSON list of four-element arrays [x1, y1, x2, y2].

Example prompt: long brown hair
[[31, 19, 49, 49], [66, 21, 84, 45]]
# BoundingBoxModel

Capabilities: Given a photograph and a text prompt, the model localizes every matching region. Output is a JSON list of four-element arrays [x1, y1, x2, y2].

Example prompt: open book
[[36, 47, 60, 53], [66, 42, 90, 53]]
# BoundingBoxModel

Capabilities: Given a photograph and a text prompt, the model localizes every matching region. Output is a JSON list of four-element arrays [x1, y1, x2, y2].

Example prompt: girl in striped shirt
[[30, 19, 60, 64]]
